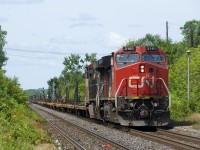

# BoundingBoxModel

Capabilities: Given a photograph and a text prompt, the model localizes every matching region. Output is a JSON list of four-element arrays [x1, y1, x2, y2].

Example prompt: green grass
[[186, 113, 200, 129]]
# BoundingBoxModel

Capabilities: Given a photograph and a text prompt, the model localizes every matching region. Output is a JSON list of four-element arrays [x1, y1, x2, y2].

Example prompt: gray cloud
[[0, 0, 44, 4], [0, 17, 8, 22], [69, 13, 103, 28], [70, 13, 97, 22], [49, 37, 86, 45]]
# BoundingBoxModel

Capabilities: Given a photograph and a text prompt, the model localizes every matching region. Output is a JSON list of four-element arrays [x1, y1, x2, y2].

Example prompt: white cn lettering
[[145, 76, 154, 88], [129, 76, 154, 89]]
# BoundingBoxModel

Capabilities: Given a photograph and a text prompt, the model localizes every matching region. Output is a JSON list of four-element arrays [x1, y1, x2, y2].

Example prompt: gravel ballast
[[31, 104, 177, 150]]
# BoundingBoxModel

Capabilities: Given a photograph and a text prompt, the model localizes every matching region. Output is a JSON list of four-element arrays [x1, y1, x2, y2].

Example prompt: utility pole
[[166, 21, 169, 43], [190, 28, 194, 47]]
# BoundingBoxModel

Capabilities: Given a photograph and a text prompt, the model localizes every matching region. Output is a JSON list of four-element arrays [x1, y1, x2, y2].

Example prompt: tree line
[[46, 53, 96, 102]]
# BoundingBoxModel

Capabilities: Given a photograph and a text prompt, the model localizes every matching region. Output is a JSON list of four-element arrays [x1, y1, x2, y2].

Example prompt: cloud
[[69, 13, 103, 28], [49, 37, 67, 44], [69, 22, 103, 28], [0, 0, 44, 4], [70, 13, 97, 22], [0, 17, 8, 22], [48, 36, 86, 45], [107, 32, 127, 47], [128, 24, 142, 28]]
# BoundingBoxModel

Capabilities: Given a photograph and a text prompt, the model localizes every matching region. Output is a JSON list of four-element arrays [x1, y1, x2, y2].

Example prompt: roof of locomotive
[[115, 46, 165, 54]]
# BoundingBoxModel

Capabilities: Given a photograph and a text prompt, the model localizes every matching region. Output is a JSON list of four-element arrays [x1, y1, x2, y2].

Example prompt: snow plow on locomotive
[[85, 46, 170, 126], [36, 46, 170, 127]]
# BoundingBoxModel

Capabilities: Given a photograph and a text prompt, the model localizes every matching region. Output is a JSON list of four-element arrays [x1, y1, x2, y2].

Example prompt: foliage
[[25, 89, 47, 97], [0, 70, 51, 149], [169, 46, 200, 120], [180, 20, 200, 47], [47, 53, 96, 101], [48, 77, 61, 101], [125, 34, 186, 65], [0, 25, 8, 69]]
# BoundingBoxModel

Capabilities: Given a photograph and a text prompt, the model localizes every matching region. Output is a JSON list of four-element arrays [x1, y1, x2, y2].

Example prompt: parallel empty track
[[130, 128, 200, 150]]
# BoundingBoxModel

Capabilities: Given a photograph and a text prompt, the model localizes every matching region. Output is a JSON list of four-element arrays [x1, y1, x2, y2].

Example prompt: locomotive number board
[[123, 46, 136, 51], [145, 46, 158, 51]]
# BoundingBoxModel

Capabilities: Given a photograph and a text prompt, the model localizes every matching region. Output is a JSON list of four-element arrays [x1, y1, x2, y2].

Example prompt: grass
[[186, 113, 200, 129]]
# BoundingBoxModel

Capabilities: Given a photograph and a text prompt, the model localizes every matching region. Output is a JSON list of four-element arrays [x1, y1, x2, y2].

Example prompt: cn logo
[[129, 76, 154, 88]]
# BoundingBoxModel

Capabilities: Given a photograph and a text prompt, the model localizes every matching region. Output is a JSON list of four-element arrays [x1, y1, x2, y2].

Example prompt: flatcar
[[85, 46, 170, 126]]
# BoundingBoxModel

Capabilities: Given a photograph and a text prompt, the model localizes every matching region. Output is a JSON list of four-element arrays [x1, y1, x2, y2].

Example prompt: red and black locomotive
[[85, 46, 170, 126], [37, 46, 170, 127]]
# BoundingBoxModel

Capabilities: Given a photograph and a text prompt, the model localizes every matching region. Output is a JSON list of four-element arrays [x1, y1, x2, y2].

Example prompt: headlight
[[153, 102, 159, 107], [139, 65, 145, 73]]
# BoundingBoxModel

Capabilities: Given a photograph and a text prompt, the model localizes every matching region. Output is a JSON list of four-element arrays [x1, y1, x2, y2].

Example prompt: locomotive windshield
[[116, 53, 139, 68], [142, 54, 164, 62]]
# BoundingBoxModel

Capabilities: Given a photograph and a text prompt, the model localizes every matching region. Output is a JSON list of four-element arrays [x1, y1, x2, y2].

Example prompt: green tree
[[47, 53, 96, 101], [169, 46, 200, 120], [125, 34, 185, 65], [0, 25, 8, 69], [85, 53, 97, 65], [180, 20, 200, 47], [62, 54, 85, 100], [47, 79, 54, 100], [126, 34, 168, 46]]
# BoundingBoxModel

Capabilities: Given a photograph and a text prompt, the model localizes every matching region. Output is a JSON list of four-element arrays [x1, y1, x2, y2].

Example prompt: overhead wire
[[7, 53, 64, 60], [4, 47, 111, 61], [4, 47, 107, 56]]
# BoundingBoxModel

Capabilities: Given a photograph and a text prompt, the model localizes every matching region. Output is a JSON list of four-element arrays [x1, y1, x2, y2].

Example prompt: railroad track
[[130, 128, 200, 150], [157, 128, 200, 145], [31, 104, 130, 150], [32, 105, 85, 150], [47, 121, 85, 150]]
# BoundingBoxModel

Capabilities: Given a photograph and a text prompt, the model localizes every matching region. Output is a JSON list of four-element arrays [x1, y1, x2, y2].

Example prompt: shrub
[[0, 70, 51, 149]]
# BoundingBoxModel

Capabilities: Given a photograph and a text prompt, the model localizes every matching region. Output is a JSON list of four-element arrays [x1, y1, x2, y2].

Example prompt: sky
[[0, 0, 199, 90]]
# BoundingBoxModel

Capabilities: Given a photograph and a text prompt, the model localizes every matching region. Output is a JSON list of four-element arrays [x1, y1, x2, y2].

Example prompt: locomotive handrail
[[144, 77, 171, 108], [89, 81, 108, 87], [96, 84, 100, 107], [158, 77, 171, 108], [115, 78, 126, 107], [96, 82, 105, 107], [128, 76, 171, 108]]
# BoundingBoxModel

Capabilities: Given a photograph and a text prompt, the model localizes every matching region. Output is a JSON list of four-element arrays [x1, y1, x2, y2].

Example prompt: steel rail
[[157, 128, 200, 144], [32, 104, 130, 150], [130, 129, 200, 150], [32, 105, 86, 150], [47, 121, 86, 150]]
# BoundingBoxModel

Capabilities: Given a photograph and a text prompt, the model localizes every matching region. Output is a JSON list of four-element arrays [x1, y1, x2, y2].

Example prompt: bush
[[0, 70, 51, 149], [169, 46, 200, 121]]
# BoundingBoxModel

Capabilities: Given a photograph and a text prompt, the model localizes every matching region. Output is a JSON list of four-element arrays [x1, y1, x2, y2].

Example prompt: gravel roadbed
[[169, 126, 200, 138], [32, 104, 175, 150]]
